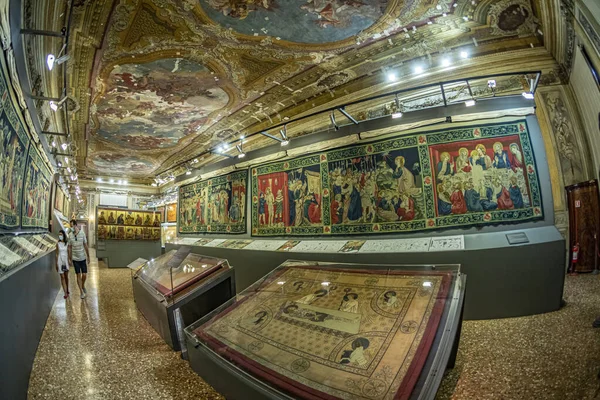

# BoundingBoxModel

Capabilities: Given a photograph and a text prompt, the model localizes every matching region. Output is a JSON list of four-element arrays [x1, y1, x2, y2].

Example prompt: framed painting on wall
[[166, 203, 177, 223], [178, 170, 247, 234], [0, 54, 30, 230], [55, 186, 64, 212], [21, 145, 52, 230], [251, 120, 543, 236]]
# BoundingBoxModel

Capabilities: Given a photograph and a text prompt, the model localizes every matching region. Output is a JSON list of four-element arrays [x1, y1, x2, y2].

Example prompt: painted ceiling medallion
[[94, 58, 229, 150], [489, 0, 538, 37], [200, 0, 388, 43]]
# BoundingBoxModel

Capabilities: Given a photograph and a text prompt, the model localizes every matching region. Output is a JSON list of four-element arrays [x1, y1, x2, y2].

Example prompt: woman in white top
[[55, 229, 70, 299]]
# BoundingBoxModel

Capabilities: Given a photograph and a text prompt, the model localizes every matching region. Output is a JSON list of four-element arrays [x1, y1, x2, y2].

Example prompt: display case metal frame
[[184, 261, 466, 400], [132, 247, 237, 353]]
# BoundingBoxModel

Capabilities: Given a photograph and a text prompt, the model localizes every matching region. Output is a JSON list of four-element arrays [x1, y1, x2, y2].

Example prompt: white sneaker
[[80, 293, 86, 299]]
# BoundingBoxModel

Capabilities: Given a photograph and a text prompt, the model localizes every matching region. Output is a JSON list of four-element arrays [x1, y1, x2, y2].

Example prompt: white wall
[[570, 47, 600, 176]]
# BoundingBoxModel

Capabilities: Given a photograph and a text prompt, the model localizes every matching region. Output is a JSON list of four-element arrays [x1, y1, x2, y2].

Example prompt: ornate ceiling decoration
[[60, 0, 546, 182]]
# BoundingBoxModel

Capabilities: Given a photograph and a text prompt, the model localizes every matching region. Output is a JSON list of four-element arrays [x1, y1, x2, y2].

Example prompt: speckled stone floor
[[28, 250, 224, 400], [28, 251, 600, 400]]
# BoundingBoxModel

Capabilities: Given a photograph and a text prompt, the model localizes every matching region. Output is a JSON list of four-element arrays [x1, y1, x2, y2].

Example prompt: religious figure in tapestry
[[251, 120, 543, 236], [0, 59, 30, 230], [178, 170, 247, 234], [21, 146, 52, 230]]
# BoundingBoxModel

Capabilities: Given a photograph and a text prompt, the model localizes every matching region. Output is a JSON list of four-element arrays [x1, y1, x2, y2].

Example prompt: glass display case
[[185, 260, 465, 400], [132, 246, 237, 352], [161, 224, 176, 248], [0, 234, 56, 276], [135, 249, 231, 300]]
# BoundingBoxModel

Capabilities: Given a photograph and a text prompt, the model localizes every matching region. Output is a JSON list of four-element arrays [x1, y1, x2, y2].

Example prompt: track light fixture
[[236, 143, 246, 158], [279, 125, 290, 146], [46, 45, 69, 71], [465, 81, 476, 107], [330, 112, 338, 130], [48, 96, 67, 112], [392, 94, 403, 119]]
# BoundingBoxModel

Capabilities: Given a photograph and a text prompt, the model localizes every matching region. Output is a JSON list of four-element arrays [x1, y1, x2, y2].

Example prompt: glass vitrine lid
[[136, 248, 230, 298], [189, 259, 461, 400]]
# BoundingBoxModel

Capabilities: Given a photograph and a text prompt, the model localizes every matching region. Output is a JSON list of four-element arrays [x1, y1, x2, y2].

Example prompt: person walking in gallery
[[68, 219, 91, 299], [55, 229, 70, 299]]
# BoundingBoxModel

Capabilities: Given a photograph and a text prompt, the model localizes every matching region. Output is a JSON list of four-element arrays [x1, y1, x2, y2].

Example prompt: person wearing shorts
[[68, 219, 90, 299], [55, 229, 70, 299]]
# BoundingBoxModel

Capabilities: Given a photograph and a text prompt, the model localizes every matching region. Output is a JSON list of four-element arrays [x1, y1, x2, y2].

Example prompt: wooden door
[[566, 180, 600, 273]]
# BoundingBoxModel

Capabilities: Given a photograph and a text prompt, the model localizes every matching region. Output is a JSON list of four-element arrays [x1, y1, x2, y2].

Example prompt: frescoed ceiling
[[54, 0, 551, 182]]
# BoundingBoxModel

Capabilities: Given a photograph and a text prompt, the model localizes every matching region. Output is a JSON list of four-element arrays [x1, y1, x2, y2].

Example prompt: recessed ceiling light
[[414, 65, 424, 74], [460, 51, 469, 59], [441, 58, 451, 67], [387, 72, 397, 82]]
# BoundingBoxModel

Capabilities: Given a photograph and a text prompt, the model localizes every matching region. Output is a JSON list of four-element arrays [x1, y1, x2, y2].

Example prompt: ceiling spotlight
[[465, 99, 476, 107], [51, 141, 56, 147], [96, 177, 102, 183], [123, 180, 127, 185], [487, 80, 497, 88], [67, 167, 71, 173], [57, 161, 62, 168], [49, 101, 58, 111], [392, 94, 403, 119], [441, 58, 451, 67], [109, 179, 114, 184], [280, 140, 289, 146], [522, 92, 535, 100], [64, 157, 69, 164], [387, 72, 397, 82], [236, 144, 246, 158], [61, 143, 68, 150], [460, 51, 469, 59], [151, 183, 157, 187], [46, 54, 56, 70], [186, 170, 192, 175], [414, 65, 424, 74], [239, 135, 245, 141]]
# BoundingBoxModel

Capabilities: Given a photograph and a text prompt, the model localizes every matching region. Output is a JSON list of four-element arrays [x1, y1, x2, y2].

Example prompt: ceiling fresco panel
[[93, 58, 230, 150]]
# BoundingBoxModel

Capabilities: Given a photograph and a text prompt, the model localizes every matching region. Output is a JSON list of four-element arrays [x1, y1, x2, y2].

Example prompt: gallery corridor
[[27, 250, 223, 399]]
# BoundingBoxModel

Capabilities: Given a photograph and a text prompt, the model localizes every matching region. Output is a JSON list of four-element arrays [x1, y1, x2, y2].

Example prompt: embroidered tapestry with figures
[[251, 120, 543, 236], [178, 170, 247, 234], [0, 55, 30, 230], [21, 145, 52, 229]]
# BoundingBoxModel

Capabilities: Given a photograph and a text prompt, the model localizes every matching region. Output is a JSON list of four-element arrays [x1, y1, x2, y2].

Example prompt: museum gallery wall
[[97, 207, 162, 241], [21, 145, 52, 230], [179, 170, 247, 234], [250, 120, 543, 236]]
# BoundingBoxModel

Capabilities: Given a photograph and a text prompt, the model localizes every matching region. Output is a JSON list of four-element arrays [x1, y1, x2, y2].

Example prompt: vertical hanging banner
[[0, 55, 30, 230], [178, 170, 248, 234], [21, 145, 52, 230], [251, 120, 543, 236]]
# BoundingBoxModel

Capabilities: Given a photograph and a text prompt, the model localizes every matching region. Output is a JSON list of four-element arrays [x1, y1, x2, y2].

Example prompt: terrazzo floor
[[28, 251, 600, 400]]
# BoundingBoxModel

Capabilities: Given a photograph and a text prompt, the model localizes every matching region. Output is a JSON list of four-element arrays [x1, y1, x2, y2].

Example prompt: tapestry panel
[[0, 56, 30, 229], [178, 169, 247, 234], [251, 120, 543, 236], [21, 145, 52, 229]]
